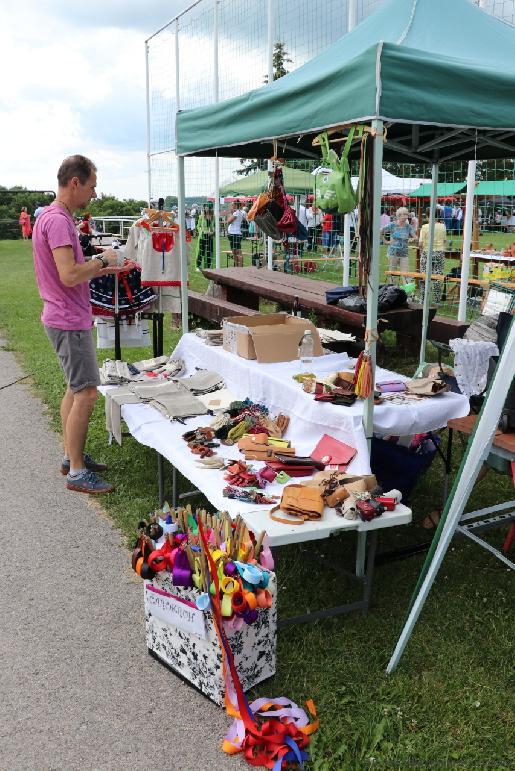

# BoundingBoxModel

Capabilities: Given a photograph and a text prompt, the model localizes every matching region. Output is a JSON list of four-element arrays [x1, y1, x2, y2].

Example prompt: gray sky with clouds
[[0, 0, 192, 200]]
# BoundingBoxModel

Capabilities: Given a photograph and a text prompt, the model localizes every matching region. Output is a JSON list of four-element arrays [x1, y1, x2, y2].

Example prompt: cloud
[[0, 1, 191, 199]]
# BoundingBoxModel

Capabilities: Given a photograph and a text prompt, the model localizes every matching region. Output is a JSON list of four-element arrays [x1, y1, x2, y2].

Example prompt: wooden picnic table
[[202, 267, 435, 353]]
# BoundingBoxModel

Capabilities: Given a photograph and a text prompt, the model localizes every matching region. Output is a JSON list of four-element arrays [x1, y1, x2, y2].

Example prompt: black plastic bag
[[377, 284, 407, 312], [338, 294, 367, 313]]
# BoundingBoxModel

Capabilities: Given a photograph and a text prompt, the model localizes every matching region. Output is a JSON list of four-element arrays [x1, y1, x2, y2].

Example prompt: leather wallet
[[274, 453, 326, 470], [310, 434, 356, 471], [265, 461, 316, 477]]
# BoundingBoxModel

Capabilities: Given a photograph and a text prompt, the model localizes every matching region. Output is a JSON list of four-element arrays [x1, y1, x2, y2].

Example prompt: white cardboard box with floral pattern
[[144, 572, 277, 705]]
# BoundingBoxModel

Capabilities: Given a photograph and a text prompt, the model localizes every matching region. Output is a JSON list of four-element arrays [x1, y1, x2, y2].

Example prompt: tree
[[236, 42, 293, 177], [86, 194, 148, 217]]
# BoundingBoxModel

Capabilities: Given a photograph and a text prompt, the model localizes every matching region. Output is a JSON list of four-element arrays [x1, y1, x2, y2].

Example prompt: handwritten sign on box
[[145, 583, 206, 639]]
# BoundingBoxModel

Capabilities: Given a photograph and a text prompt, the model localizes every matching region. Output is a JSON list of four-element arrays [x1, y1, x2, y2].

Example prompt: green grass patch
[[0, 240, 513, 769]]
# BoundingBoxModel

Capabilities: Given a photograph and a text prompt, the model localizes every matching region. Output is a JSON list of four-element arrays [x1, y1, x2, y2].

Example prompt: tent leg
[[387, 317, 515, 673], [177, 155, 189, 332], [343, 212, 351, 285], [418, 163, 438, 367], [363, 119, 383, 446], [458, 160, 476, 322]]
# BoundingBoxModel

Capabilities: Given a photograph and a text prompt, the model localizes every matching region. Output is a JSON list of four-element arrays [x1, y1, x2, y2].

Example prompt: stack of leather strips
[[131, 504, 275, 628]]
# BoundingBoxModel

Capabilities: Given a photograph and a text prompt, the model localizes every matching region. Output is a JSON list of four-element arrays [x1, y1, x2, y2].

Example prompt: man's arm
[[52, 247, 131, 287]]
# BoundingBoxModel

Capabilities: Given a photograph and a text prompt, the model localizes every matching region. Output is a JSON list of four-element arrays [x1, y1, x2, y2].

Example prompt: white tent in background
[[350, 169, 430, 195]]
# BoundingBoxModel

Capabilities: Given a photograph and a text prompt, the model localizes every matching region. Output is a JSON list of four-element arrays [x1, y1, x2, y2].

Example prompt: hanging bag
[[314, 127, 357, 214]]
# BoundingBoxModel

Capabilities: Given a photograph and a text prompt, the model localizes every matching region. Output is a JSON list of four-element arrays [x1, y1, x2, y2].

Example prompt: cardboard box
[[223, 313, 323, 363], [144, 572, 277, 705]]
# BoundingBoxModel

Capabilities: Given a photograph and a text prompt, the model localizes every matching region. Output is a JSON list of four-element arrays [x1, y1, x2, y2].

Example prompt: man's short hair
[[57, 155, 97, 187]]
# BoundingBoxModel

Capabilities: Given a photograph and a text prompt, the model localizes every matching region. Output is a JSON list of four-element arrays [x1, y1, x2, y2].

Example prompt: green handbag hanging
[[314, 127, 357, 214]]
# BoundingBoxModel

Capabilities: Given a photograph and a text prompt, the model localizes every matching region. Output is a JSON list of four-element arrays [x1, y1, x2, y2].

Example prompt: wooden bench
[[428, 316, 469, 345], [202, 267, 434, 354], [222, 250, 252, 267], [188, 290, 260, 324]]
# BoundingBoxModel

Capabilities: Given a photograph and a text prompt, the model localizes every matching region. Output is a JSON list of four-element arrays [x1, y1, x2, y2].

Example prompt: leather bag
[[270, 484, 325, 525]]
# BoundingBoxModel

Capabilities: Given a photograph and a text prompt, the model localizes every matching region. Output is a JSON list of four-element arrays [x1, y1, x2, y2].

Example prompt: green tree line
[[0, 186, 150, 239]]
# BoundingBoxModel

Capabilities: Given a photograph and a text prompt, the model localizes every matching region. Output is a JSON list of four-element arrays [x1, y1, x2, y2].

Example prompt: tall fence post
[[145, 40, 152, 206], [458, 160, 477, 322], [266, 0, 274, 270], [213, 0, 221, 269]]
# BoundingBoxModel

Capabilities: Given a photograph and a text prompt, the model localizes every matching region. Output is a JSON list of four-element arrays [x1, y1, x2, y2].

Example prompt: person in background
[[34, 202, 45, 219], [455, 205, 463, 235], [227, 200, 245, 267], [19, 207, 32, 239], [443, 199, 453, 233], [32, 154, 131, 495], [78, 212, 94, 256], [418, 213, 447, 303], [409, 210, 419, 233], [321, 211, 335, 253], [306, 202, 321, 251], [381, 206, 416, 281], [195, 202, 215, 271]]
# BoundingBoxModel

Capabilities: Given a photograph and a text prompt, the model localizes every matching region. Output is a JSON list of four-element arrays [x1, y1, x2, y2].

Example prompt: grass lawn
[[0, 239, 513, 770]]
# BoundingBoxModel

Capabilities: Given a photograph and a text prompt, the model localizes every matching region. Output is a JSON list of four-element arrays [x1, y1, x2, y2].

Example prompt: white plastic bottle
[[298, 329, 314, 372]]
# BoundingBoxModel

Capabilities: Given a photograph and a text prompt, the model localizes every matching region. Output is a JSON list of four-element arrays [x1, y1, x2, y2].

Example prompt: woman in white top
[[227, 201, 246, 267], [418, 214, 447, 304]]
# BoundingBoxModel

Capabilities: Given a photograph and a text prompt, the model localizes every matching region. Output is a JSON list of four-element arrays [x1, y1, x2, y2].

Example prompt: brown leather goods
[[270, 484, 325, 525], [274, 453, 326, 470], [325, 485, 350, 507], [237, 433, 270, 451], [265, 461, 317, 477], [244, 446, 296, 461], [356, 498, 385, 522], [405, 377, 450, 396]]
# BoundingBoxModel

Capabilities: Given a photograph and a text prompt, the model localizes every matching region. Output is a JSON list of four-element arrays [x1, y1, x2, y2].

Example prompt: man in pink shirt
[[33, 155, 128, 494]]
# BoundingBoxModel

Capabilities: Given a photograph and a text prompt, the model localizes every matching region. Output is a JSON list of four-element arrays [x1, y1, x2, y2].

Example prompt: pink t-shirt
[[32, 204, 92, 330]]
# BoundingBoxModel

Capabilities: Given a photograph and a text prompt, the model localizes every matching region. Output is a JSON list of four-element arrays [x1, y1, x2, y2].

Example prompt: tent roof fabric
[[474, 180, 515, 196], [410, 182, 466, 197], [176, 0, 515, 163], [219, 167, 314, 196]]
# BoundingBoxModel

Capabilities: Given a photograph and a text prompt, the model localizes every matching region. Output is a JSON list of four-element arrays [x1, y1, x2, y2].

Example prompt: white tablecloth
[[173, 333, 469, 474], [98, 335, 468, 546], [98, 390, 413, 546]]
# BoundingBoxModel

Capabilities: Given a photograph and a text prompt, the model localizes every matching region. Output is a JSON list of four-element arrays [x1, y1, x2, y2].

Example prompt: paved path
[[0, 343, 243, 771]]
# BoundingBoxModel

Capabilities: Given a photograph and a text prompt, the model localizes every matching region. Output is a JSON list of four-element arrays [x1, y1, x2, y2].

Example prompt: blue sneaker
[[66, 470, 115, 494], [61, 453, 108, 476]]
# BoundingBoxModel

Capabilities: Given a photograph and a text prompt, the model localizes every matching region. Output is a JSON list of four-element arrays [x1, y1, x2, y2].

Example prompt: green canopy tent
[[473, 180, 515, 196], [410, 182, 466, 198], [219, 167, 315, 197], [174, 0, 515, 669]]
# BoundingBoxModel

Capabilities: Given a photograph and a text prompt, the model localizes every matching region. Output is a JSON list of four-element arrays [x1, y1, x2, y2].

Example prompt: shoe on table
[[66, 470, 115, 495], [61, 453, 107, 476]]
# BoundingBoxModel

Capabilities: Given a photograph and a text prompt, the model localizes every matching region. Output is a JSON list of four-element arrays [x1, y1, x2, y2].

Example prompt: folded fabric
[[132, 355, 169, 372], [310, 434, 356, 471], [105, 386, 142, 445], [99, 359, 135, 385], [179, 370, 225, 395], [149, 388, 208, 421], [130, 381, 184, 400]]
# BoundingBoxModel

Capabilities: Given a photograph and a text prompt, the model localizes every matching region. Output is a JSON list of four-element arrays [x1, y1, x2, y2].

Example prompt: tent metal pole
[[343, 213, 351, 285], [458, 160, 476, 322], [266, 0, 274, 270], [418, 163, 438, 366], [363, 119, 384, 446], [213, 0, 221, 269], [178, 155, 189, 332], [348, 0, 357, 30], [387, 317, 515, 673], [145, 41, 152, 206]]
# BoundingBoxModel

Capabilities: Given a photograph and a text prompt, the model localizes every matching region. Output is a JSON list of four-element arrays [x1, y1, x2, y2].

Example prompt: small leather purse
[[237, 433, 270, 451], [270, 484, 325, 525]]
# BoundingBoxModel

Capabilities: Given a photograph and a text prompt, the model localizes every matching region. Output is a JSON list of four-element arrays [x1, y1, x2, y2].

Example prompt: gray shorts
[[45, 327, 100, 393]]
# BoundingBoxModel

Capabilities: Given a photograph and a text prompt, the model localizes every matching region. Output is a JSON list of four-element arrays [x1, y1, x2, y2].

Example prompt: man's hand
[[97, 259, 137, 276]]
